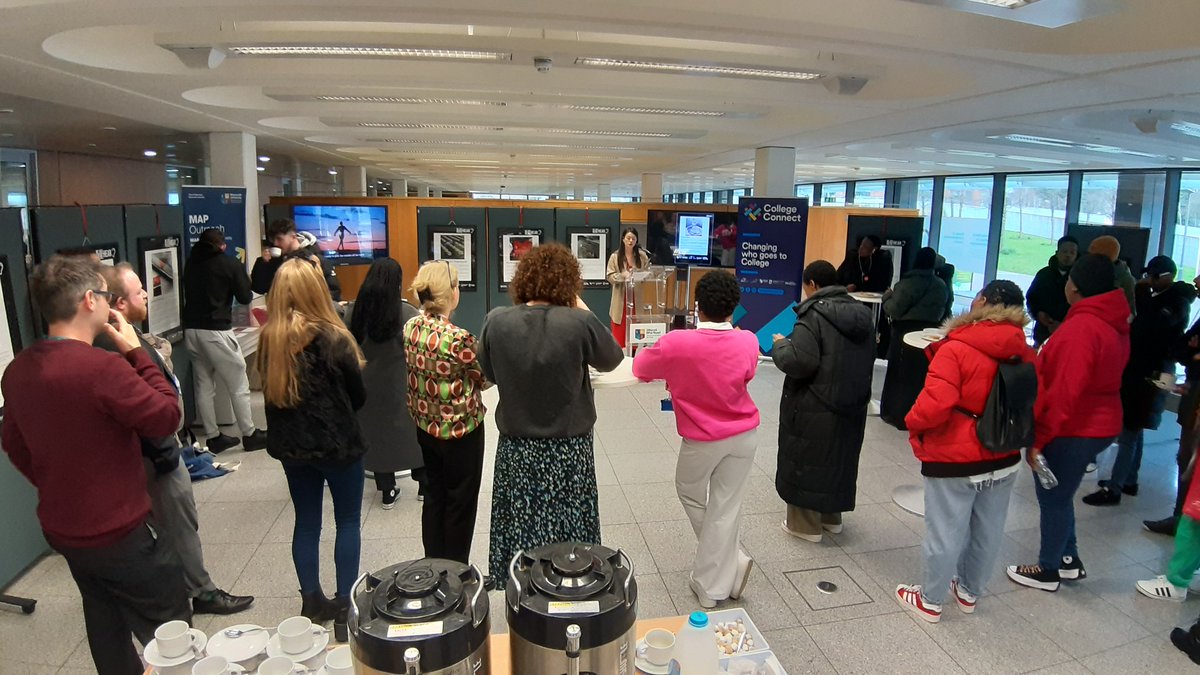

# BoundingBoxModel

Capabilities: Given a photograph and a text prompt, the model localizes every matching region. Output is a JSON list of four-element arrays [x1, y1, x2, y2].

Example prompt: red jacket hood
[[928, 304, 1030, 361], [1063, 289, 1131, 335]]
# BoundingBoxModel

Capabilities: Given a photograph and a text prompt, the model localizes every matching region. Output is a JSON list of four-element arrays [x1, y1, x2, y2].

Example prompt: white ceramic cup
[[277, 616, 316, 655], [1160, 371, 1177, 386], [191, 655, 245, 675], [641, 628, 675, 666], [267, 246, 282, 259], [155, 620, 197, 659], [256, 656, 297, 675], [324, 645, 354, 674]]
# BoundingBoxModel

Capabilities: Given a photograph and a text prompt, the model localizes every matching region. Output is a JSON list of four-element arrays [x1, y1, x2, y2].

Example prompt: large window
[[940, 176, 994, 297], [852, 180, 886, 208], [795, 184, 815, 204], [1080, 172, 1118, 225], [896, 177, 936, 246], [1172, 172, 1200, 284], [0, 148, 36, 207], [997, 173, 1069, 292], [821, 182, 847, 206]]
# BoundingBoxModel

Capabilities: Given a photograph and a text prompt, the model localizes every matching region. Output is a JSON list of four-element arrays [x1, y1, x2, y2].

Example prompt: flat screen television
[[291, 204, 388, 265], [646, 209, 737, 267]]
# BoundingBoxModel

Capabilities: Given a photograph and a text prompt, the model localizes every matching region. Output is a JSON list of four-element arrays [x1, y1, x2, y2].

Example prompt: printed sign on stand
[[138, 235, 183, 342], [567, 227, 610, 288], [181, 186, 247, 264], [735, 197, 809, 354], [496, 228, 543, 291]]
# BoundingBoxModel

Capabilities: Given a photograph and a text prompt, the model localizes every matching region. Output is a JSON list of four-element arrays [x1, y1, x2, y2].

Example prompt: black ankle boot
[[1171, 622, 1200, 665], [300, 589, 337, 623], [332, 595, 351, 643]]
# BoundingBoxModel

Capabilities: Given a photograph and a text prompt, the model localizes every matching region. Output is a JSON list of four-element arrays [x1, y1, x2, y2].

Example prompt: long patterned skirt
[[488, 433, 601, 589]]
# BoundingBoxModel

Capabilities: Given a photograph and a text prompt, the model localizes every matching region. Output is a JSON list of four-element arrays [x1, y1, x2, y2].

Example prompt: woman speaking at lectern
[[606, 227, 650, 348]]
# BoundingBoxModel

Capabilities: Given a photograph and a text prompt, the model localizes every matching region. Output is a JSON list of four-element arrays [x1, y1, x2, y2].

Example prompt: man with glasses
[[1, 255, 190, 675], [99, 262, 255, 615]]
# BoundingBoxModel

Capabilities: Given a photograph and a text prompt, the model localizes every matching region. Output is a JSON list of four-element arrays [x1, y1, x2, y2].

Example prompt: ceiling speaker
[[823, 76, 869, 96]]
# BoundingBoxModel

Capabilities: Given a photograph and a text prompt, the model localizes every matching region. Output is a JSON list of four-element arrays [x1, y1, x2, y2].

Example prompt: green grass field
[[997, 232, 1054, 277]]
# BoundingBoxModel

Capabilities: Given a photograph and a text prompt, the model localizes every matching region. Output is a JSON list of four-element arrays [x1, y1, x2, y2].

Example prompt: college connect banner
[[181, 186, 248, 264], [733, 196, 808, 354]]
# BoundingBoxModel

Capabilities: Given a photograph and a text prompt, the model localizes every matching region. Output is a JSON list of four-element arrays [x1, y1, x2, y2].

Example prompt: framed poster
[[56, 242, 119, 266], [0, 256, 22, 411], [427, 224, 478, 292], [137, 235, 183, 342], [567, 227, 610, 288], [496, 227, 543, 291]]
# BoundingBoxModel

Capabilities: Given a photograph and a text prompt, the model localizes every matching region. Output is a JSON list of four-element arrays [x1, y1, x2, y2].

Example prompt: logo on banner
[[743, 202, 762, 221]]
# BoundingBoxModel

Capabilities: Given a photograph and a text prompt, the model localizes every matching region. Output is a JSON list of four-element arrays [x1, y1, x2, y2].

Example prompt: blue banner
[[181, 186, 247, 264], [734, 197, 808, 354]]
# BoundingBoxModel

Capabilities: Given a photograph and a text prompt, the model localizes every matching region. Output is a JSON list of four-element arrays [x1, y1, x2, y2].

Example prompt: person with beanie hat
[[1088, 235, 1137, 312], [1007, 254, 1131, 592]]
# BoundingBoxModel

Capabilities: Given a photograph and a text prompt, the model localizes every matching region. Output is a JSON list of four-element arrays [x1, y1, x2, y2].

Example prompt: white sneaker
[[689, 576, 717, 609], [1136, 575, 1187, 602], [950, 578, 977, 614], [730, 551, 754, 600], [1189, 575, 1200, 593], [1085, 462, 1098, 473], [822, 521, 844, 535], [781, 521, 822, 543]]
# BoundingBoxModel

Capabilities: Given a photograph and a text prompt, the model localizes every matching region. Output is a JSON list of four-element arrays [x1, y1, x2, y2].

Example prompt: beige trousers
[[786, 505, 842, 536]]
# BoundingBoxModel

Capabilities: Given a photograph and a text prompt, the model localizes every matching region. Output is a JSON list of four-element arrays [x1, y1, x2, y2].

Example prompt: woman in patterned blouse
[[403, 260, 488, 564]]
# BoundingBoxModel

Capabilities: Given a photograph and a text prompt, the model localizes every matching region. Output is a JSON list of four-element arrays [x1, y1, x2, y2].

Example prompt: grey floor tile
[[602, 522, 658, 576], [593, 453, 619, 487], [621, 482, 689, 523], [850, 545, 924, 597], [6, 663, 60, 674], [784, 564, 874, 611], [1020, 661, 1093, 675], [828, 502, 923, 555], [5, 554, 77, 599], [740, 512, 844, 565], [1001, 492, 1044, 534], [806, 613, 966, 674], [598, 426, 675, 454], [228, 541, 336, 598], [593, 408, 656, 432], [1079, 562, 1196, 634], [54, 667, 97, 675], [912, 596, 1071, 674], [359, 498, 423, 540], [200, 542, 261, 593], [855, 463, 924, 506], [661, 567, 801, 631], [198, 500, 288, 545], [205, 467, 292, 502], [598, 484, 635, 525], [759, 626, 837, 674], [593, 387, 643, 411], [1079, 634, 1198, 674], [759, 551, 903, 627], [0, 596, 88, 667], [631, 572, 679, 621], [610, 451, 679, 485], [998, 586, 1150, 659], [740, 475, 786, 517], [639, 519, 698, 573], [880, 502, 927, 538]]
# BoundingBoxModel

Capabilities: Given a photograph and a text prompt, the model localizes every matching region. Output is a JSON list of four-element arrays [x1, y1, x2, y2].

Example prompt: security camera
[[534, 57, 552, 73]]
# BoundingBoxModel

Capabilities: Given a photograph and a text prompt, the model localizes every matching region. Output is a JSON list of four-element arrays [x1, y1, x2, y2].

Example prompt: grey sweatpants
[[920, 470, 1016, 605], [185, 328, 255, 438], [145, 457, 216, 597]]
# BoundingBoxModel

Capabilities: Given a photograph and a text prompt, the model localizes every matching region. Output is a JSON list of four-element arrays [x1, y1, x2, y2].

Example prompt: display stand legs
[[0, 594, 36, 614]]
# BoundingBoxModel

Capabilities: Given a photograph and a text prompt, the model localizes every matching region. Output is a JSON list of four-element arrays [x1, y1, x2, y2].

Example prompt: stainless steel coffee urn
[[507, 542, 637, 675], [348, 559, 489, 675]]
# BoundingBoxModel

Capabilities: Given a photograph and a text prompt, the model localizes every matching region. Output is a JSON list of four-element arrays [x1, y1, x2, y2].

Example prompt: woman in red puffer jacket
[[895, 280, 1035, 623]]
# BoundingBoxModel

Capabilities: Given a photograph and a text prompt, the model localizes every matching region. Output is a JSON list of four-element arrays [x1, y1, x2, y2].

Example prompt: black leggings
[[374, 468, 427, 493]]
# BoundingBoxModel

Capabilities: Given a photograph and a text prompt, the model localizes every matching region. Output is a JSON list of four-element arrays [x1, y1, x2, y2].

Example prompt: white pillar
[[753, 146, 796, 198], [417, 185, 430, 198], [573, 185, 584, 201], [394, 178, 408, 197], [343, 166, 367, 196], [432, 188, 443, 198], [208, 131, 261, 262], [641, 173, 663, 203], [291, 159, 303, 195], [597, 183, 612, 201]]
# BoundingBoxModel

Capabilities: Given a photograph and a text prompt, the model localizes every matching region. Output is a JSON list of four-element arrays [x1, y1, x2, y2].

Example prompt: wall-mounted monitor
[[646, 209, 737, 267], [291, 204, 388, 266]]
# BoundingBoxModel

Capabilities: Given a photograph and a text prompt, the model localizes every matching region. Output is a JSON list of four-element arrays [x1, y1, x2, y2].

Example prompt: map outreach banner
[[734, 197, 809, 354], [181, 186, 248, 264]]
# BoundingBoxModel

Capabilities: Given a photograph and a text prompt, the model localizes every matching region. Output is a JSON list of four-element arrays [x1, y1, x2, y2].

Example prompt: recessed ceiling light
[[574, 57, 821, 81], [229, 46, 510, 61], [0, 109, 13, 114], [965, 0, 1039, 7], [0, 133, 13, 138], [258, 155, 271, 162], [86, 142, 96, 147], [102, 126, 118, 132], [143, 149, 158, 157], [329, 168, 339, 175], [256, 166, 266, 172]]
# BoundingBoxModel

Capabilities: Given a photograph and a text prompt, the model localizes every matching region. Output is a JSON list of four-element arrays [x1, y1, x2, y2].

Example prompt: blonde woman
[[404, 260, 488, 565], [257, 259, 367, 630]]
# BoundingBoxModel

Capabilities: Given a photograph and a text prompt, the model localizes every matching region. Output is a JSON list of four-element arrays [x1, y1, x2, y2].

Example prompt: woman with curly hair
[[479, 243, 624, 588]]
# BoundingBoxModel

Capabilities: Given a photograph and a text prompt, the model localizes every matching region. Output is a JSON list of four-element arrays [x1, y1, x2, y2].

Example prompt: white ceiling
[[2, 0, 1200, 195]]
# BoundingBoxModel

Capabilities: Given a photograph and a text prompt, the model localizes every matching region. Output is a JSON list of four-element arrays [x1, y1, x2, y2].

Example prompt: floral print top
[[403, 312, 487, 440]]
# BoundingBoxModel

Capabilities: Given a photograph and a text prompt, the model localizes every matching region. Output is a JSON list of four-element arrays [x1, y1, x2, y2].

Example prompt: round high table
[[890, 329, 946, 518], [590, 356, 639, 388]]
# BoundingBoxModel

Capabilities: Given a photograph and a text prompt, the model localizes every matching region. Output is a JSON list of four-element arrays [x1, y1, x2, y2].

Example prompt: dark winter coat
[[771, 286, 875, 513], [1121, 281, 1196, 430], [837, 249, 893, 293], [1025, 254, 1071, 346], [250, 231, 342, 300], [265, 329, 367, 465], [343, 301, 423, 474], [883, 269, 951, 324], [183, 239, 252, 331]]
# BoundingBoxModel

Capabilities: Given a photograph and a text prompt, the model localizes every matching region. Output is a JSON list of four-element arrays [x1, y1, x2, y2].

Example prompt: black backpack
[[957, 356, 1037, 453]]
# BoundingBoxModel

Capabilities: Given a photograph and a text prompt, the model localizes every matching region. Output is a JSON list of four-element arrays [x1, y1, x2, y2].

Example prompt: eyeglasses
[[91, 289, 115, 303]]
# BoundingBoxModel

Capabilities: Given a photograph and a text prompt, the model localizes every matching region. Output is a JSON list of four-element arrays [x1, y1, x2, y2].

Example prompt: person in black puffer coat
[[772, 260, 875, 543]]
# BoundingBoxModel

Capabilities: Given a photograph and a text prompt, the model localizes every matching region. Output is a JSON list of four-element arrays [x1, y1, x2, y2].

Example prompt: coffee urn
[[507, 542, 637, 674], [348, 559, 489, 675]]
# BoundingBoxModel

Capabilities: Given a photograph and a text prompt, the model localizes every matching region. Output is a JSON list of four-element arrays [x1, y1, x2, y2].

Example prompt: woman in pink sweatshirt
[[632, 271, 761, 609]]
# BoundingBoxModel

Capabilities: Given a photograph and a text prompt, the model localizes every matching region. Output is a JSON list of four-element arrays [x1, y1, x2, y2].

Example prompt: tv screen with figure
[[291, 204, 389, 265], [674, 212, 716, 264]]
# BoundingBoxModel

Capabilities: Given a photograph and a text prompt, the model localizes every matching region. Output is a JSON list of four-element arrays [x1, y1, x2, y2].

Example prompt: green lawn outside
[[997, 232, 1055, 277]]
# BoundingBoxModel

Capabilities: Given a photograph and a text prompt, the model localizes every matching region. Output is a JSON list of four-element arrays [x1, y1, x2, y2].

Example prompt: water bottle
[[671, 611, 718, 674], [1033, 454, 1058, 490]]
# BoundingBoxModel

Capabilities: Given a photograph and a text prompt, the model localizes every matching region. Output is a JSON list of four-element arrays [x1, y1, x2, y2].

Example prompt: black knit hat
[[1069, 253, 1117, 298], [979, 279, 1023, 308]]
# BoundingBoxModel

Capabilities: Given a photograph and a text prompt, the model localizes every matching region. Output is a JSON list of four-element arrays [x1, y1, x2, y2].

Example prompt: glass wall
[[795, 184, 814, 204], [0, 148, 36, 207], [852, 180, 886, 207], [1080, 172, 1118, 225], [820, 182, 847, 206], [1172, 172, 1200, 283], [997, 173, 1069, 292], [940, 176, 994, 296]]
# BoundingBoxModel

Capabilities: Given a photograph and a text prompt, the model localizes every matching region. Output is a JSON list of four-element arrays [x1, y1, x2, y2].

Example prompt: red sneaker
[[895, 584, 941, 623], [950, 578, 977, 614]]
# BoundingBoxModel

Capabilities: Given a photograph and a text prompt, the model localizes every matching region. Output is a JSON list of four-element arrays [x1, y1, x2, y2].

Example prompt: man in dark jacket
[[183, 228, 267, 454], [771, 260, 875, 543], [837, 234, 893, 293], [251, 218, 341, 300], [1025, 235, 1078, 346], [1086, 255, 1196, 506]]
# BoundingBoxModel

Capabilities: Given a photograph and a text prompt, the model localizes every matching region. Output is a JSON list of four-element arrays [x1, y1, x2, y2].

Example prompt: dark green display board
[[554, 208, 620, 323], [31, 205, 128, 267], [417, 206, 488, 336], [487, 207, 555, 322]]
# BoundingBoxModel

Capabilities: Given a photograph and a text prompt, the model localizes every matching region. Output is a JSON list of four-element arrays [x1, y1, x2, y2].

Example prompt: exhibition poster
[[568, 227, 609, 288], [0, 256, 21, 410], [139, 236, 183, 341], [181, 186, 247, 264], [430, 225, 477, 290], [735, 197, 809, 354], [498, 229, 542, 289]]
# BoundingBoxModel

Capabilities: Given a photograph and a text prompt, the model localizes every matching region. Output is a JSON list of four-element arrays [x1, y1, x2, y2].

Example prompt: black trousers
[[54, 521, 191, 675], [373, 467, 427, 494], [418, 427, 486, 564]]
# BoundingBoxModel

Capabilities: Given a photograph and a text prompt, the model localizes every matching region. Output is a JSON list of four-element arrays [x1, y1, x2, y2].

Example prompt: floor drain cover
[[816, 581, 838, 594]]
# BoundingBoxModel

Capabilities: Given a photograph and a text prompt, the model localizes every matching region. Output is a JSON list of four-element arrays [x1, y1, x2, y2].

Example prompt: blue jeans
[[1035, 437, 1113, 570], [921, 471, 1016, 605], [282, 459, 364, 598], [1102, 427, 1143, 490]]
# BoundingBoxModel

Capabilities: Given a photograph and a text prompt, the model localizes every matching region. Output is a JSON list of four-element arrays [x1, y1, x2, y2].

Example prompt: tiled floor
[[3, 363, 1199, 673]]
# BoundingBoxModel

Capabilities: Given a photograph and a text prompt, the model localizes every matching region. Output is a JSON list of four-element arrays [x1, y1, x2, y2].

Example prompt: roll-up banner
[[734, 197, 808, 354], [181, 186, 247, 264]]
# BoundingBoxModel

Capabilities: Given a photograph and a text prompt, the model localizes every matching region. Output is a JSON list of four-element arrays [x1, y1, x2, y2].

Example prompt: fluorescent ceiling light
[[229, 46, 510, 61], [258, 155, 270, 162], [1000, 155, 1070, 165], [544, 128, 670, 138], [990, 134, 1074, 148], [365, 123, 669, 138], [945, 149, 997, 158], [565, 105, 724, 117], [965, 0, 1039, 7], [143, 149, 158, 157], [256, 166, 266, 172], [1170, 122, 1200, 139], [359, 123, 505, 130], [574, 57, 821, 81], [317, 95, 506, 106]]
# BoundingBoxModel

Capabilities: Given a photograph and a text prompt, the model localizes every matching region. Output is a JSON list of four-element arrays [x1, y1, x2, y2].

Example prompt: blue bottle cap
[[688, 611, 708, 628]]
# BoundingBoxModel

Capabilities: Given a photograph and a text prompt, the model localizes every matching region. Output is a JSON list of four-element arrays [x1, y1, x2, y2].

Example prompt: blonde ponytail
[[410, 260, 459, 314]]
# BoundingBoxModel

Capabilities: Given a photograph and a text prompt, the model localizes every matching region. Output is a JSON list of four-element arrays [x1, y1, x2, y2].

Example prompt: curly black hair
[[695, 270, 740, 320]]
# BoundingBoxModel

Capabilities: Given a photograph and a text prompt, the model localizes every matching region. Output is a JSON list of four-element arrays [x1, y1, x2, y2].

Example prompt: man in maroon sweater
[[1, 255, 189, 675]]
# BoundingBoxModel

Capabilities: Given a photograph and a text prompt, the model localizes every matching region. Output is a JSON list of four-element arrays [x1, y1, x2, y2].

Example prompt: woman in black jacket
[[771, 261, 876, 542], [258, 258, 367, 631]]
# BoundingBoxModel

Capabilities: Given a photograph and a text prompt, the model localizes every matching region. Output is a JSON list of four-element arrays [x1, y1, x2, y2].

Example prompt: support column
[[573, 185, 584, 201], [394, 178, 408, 197], [343, 166, 367, 196], [753, 146, 797, 198], [597, 183, 612, 202], [208, 131, 261, 262], [291, 159, 304, 195], [432, 188, 443, 198], [641, 173, 663, 203], [417, 185, 430, 198]]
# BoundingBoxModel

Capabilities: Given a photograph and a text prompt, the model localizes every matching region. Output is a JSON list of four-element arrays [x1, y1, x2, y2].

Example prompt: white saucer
[[144, 629, 207, 667], [266, 628, 331, 663], [204, 624, 270, 663], [634, 639, 671, 675]]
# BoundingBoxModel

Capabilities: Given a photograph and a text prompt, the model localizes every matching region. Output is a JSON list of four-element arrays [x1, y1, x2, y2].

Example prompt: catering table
[[890, 329, 946, 518], [591, 356, 639, 389]]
